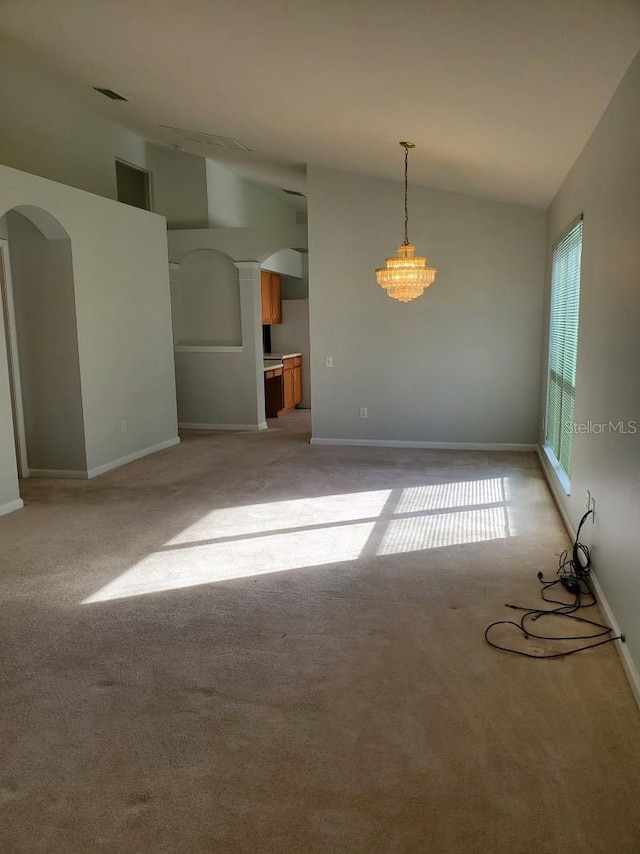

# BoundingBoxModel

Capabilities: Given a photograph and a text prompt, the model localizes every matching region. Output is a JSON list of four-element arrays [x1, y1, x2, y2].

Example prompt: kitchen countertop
[[263, 352, 302, 360], [263, 362, 283, 373]]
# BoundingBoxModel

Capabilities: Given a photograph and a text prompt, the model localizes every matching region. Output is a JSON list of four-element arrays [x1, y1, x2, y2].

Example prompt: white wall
[[206, 160, 296, 228], [6, 211, 86, 473], [307, 166, 546, 446], [0, 164, 178, 505], [0, 43, 149, 200], [539, 52, 640, 676]]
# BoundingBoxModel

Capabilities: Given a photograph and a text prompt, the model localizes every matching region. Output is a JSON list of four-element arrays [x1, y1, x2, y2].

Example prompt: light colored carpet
[[1, 410, 639, 853]]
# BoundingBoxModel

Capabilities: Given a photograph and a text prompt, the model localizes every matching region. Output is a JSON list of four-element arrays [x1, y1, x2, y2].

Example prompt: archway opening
[[261, 248, 311, 415], [0, 205, 86, 485]]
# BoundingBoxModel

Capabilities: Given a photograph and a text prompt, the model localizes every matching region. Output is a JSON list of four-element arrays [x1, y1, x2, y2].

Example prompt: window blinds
[[545, 217, 583, 480]]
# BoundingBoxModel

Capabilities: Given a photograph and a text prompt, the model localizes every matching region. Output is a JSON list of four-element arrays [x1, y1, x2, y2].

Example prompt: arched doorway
[[0, 205, 86, 484]]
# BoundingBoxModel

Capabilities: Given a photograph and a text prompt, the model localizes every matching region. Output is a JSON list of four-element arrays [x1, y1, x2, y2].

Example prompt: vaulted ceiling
[[2, 0, 640, 207]]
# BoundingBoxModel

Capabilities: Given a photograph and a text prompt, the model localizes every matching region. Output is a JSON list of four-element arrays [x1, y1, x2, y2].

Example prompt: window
[[545, 216, 583, 486]]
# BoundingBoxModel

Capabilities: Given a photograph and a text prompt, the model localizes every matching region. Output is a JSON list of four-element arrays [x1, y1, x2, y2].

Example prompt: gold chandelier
[[375, 142, 437, 303]]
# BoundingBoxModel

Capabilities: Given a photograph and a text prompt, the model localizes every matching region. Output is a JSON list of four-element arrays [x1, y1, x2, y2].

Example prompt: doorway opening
[[261, 248, 310, 424], [115, 159, 152, 211], [0, 206, 87, 487], [0, 238, 27, 477]]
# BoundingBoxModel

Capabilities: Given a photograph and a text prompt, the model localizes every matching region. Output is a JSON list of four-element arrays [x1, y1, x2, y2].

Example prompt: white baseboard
[[179, 422, 264, 432], [174, 345, 243, 353], [536, 446, 573, 532], [310, 438, 536, 451], [29, 469, 88, 479], [0, 498, 23, 517], [537, 446, 640, 709], [588, 569, 640, 708], [87, 437, 181, 479]]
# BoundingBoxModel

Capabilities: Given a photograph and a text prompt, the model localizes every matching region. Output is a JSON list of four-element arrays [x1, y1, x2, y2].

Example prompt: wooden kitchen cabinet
[[264, 354, 303, 418], [283, 365, 295, 411], [292, 362, 302, 404], [264, 364, 284, 418], [261, 270, 282, 325], [281, 355, 302, 413]]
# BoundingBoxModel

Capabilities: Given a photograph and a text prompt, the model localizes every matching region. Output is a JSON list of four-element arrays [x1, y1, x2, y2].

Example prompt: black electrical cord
[[485, 509, 625, 659]]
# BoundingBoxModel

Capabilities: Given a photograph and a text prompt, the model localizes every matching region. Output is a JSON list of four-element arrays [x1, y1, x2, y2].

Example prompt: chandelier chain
[[374, 140, 437, 302], [403, 145, 409, 245]]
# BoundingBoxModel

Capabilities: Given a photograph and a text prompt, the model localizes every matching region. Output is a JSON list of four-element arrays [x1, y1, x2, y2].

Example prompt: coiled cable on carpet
[[485, 510, 625, 659]]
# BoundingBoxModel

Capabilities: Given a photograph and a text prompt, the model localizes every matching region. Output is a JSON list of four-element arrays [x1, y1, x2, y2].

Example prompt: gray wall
[[307, 165, 547, 445], [167, 227, 309, 431], [172, 250, 241, 347], [0, 249, 20, 509], [174, 351, 261, 427], [167, 224, 308, 265], [171, 250, 258, 428], [262, 249, 304, 278], [0, 42, 149, 200], [72, 202, 178, 473], [146, 144, 209, 229], [0, 45, 296, 235], [206, 160, 297, 228], [282, 253, 309, 300], [172, 261, 265, 429], [6, 211, 86, 472], [539, 52, 640, 673], [0, 163, 178, 507]]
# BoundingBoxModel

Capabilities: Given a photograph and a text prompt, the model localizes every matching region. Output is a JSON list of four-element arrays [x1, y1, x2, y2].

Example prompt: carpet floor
[[1, 410, 639, 853]]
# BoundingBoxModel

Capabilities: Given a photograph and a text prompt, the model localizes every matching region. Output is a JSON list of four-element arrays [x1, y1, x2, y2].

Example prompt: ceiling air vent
[[159, 125, 251, 152], [93, 87, 129, 101]]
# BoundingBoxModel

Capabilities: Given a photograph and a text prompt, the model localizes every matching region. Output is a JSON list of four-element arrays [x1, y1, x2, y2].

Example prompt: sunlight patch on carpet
[[83, 478, 515, 603], [378, 506, 512, 554], [163, 489, 394, 545], [83, 522, 376, 602]]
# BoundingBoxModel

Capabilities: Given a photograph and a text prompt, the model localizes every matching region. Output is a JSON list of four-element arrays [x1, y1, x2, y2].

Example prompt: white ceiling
[[2, 0, 640, 207]]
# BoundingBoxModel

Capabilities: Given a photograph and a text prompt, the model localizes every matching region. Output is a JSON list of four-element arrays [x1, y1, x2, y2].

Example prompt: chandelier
[[375, 142, 437, 303]]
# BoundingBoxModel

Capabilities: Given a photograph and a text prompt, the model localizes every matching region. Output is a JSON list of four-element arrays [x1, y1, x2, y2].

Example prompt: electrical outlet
[[120, 420, 127, 433], [586, 490, 591, 512], [590, 496, 595, 522], [359, 407, 368, 419], [325, 356, 334, 368]]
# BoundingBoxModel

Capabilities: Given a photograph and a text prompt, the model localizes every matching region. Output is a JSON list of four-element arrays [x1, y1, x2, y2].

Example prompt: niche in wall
[[171, 249, 242, 347]]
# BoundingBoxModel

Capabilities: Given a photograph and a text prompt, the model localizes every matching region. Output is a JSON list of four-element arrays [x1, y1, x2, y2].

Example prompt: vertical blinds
[[546, 217, 583, 479]]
